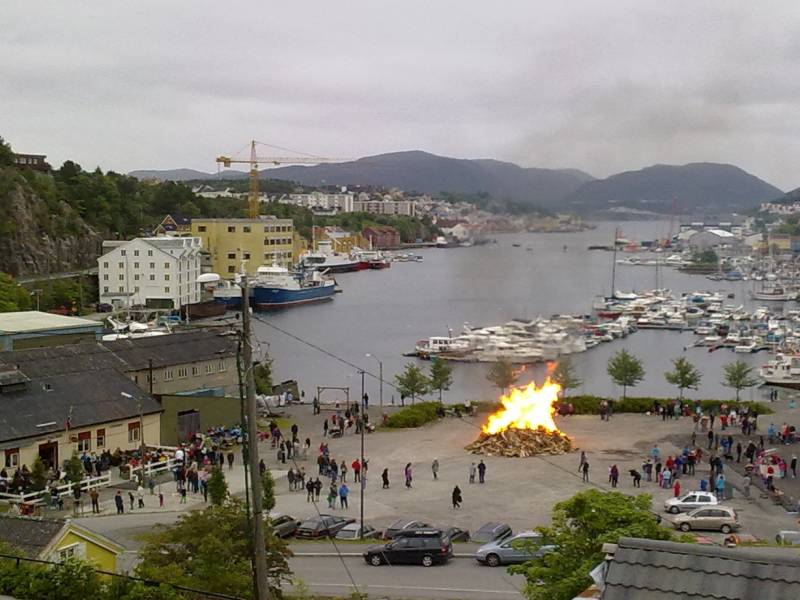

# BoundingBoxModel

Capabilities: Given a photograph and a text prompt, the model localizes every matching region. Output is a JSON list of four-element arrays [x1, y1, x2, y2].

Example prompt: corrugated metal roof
[[0, 311, 101, 334], [602, 537, 800, 600]]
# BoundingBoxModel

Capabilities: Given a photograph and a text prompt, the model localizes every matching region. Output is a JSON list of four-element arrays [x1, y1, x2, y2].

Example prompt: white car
[[664, 491, 719, 514]]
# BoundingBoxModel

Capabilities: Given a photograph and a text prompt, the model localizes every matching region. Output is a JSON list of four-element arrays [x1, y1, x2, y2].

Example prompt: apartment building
[[97, 237, 202, 309], [190, 217, 295, 276], [353, 199, 417, 217]]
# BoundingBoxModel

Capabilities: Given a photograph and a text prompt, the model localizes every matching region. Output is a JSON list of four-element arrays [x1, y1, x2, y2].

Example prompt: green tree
[[30, 457, 48, 491], [0, 273, 32, 312], [607, 349, 645, 400], [137, 499, 292, 599], [664, 356, 702, 399], [394, 363, 430, 405], [511, 490, 673, 600], [486, 359, 518, 394], [262, 466, 276, 512], [253, 361, 273, 395], [551, 357, 582, 398], [0, 136, 13, 167], [65, 451, 85, 485], [722, 360, 760, 401], [428, 357, 454, 402], [207, 467, 228, 506]]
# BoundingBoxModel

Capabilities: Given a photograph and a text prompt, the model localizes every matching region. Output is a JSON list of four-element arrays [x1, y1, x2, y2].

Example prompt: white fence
[[124, 457, 180, 481], [0, 473, 110, 505]]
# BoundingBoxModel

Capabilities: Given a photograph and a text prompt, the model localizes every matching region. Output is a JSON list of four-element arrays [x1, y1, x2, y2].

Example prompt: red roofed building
[[362, 226, 400, 249]]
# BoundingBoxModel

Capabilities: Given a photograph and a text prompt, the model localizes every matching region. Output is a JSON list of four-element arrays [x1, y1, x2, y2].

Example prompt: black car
[[382, 519, 430, 540], [269, 514, 301, 538], [295, 515, 355, 539], [364, 529, 453, 567], [442, 526, 470, 542], [470, 522, 512, 544]]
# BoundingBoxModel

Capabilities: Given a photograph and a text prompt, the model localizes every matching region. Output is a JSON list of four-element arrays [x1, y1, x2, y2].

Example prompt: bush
[[384, 402, 440, 428], [559, 395, 772, 415]]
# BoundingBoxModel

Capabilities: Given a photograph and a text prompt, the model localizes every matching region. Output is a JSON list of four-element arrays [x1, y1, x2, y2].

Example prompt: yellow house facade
[[191, 217, 295, 277]]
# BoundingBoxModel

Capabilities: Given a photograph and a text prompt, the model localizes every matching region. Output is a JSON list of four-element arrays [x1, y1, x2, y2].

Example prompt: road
[[289, 553, 526, 600]]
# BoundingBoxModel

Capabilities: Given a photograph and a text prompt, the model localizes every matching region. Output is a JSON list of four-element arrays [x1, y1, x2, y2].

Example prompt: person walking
[[477, 460, 486, 484], [137, 485, 145, 509], [327, 483, 337, 509], [352, 459, 361, 483], [340, 461, 347, 482], [469, 462, 477, 484], [114, 491, 124, 514], [306, 478, 315, 502], [578, 451, 587, 472], [381, 468, 390, 489], [791, 455, 798, 478], [404, 463, 413, 488], [581, 460, 589, 482], [90, 488, 100, 514], [323, 418, 329, 437], [128, 491, 135, 511], [314, 477, 322, 501], [673, 479, 681, 498], [179, 486, 187, 504], [715, 474, 726, 500], [629, 469, 641, 488], [431, 458, 439, 481], [158, 491, 164, 508], [742, 474, 751, 499], [452, 485, 462, 509], [610, 464, 619, 488], [226, 451, 235, 470], [339, 483, 349, 509]]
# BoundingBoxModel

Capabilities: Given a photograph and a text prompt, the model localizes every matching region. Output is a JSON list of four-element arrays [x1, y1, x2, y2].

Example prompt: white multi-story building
[[98, 237, 202, 310], [280, 191, 355, 213], [352, 199, 417, 217]]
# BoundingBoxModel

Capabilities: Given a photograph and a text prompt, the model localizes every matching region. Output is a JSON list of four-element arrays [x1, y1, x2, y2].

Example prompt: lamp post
[[358, 369, 366, 539], [30, 289, 42, 312], [121, 392, 145, 460], [365, 353, 383, 409]]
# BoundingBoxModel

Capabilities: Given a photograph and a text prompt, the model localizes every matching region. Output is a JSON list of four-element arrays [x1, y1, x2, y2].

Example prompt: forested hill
[[0, 136, 248, 276]]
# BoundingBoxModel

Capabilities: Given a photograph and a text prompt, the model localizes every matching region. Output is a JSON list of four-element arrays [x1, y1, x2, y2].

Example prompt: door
[[38, 442, 58, 470], [680, 495, 696, 509], [177, 409, 200, 442], [389, 538, 411, 564], [406, 538, 428, 564], [691, 509, 714, 530]]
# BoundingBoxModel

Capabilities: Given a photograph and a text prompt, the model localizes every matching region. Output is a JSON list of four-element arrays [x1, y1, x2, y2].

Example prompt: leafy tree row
[[394, 358, 454, 404]]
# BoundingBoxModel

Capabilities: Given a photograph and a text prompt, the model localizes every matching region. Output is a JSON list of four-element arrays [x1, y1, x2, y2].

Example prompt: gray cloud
[[2, 0, 800, 189]]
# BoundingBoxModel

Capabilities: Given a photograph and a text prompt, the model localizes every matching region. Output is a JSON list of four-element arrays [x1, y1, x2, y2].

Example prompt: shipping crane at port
[[216, 140, 341, 218]]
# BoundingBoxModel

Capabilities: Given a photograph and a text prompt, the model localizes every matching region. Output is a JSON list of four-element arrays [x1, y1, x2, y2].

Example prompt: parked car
[[664, 491, 719, 514], [775, 531, 800, 546], [269, 514, 300, 538], [383, 519, 430, 540], [95, 302, 113, 313], [295, 515, 355, 539], [364, 529, 453, 567], [672, 507, 740, 533], [442, 526, 470, 542], [335, 523, 380, 540], [475, 531, 553, 567], [470, 522, 513, 544]]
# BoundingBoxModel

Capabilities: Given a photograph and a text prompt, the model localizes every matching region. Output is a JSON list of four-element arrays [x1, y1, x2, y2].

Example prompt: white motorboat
[[734, 338, 758, 353], [761, 354, 800, 389]]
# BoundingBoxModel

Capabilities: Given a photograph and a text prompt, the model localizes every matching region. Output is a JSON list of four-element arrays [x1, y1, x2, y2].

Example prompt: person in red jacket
[[352, 459, 361, 483]]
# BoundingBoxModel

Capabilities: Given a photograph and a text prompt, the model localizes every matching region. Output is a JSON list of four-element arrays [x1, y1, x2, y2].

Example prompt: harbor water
[[254, 221, 777, 406]]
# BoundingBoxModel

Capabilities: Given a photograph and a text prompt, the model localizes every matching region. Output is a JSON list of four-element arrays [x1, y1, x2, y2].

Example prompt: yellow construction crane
[[216, 140, 340, 219]]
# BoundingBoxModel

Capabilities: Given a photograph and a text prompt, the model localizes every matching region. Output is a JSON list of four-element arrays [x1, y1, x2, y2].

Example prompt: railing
[[0, 473, 110, 504], [124, 457, 180, 480]]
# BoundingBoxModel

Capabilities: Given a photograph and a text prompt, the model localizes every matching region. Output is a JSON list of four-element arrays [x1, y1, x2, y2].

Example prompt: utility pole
[[241, 275, 271, 600], [366, 353, 383, 409], [359, 369, 366, 539]]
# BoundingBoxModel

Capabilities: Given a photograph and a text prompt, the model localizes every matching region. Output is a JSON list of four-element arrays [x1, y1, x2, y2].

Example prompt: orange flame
[[483, 378, 562, 435]]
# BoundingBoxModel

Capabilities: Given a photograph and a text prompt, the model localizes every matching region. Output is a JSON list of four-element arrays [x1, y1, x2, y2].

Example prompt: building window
[[227, 253, 236, 259], [177, 367, 188, 378], [134, 250, 139, 257], [198, 225, 207, 232], [134, 286, 140, 292], [134, 262, 139, 269], [243, 252, 250, 260], [118, 286, 124, 292], [149, 262, 155, 269], [134, 274, 139, 281], [118, 262, 124, 269], [119, 274, 124, 280], [164, 262, 170, 269], [227, 266, 235, 273], [218, 360, 227, 372], [103, 286, 108, 293], [128, 422, 141, 443], [77, 431, 91, 453], [243, 226, 251, 233], [121, 250, 126, 256], [205, 363, 214, 374], [164, 274, 170, 281], [148, 250, 153, 256], [4, 448, 19, 468], [96, 428, 105, 448], [192, 366, 199, 376], [57, 542, 86, 562], [103, 274, 109, 281], [228, 226, 236, 233], [164, 286, 170, 293], [150, 274, 155, 281], [103, 261, 109, 268], [164, 369, 174, 381]]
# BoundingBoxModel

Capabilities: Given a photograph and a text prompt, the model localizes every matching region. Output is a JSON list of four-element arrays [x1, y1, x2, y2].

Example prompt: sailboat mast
[[610, 227, 619, 296]]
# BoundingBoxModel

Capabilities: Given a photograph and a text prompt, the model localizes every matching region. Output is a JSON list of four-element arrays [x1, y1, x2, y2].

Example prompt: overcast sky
[[3, 1, 800, 189]]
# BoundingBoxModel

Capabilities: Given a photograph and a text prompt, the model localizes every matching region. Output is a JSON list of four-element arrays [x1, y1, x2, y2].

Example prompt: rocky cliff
[[0, 173, 102, 277]]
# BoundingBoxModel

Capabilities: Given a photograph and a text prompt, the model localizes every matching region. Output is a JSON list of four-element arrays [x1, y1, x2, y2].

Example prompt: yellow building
[[312, 226, 369, 253], [191, 217, 295, 277], [0, 516, 124, 573]]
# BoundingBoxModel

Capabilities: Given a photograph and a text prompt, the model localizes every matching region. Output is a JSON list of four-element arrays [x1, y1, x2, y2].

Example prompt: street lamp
[[121, 392, 145, 458], [358, 369, 366, 540], [365, 353, 383, 409], [30, 289, 42, 312]]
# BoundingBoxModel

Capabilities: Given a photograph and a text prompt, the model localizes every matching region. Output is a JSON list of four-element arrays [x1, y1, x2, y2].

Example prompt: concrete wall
[[159, 394, 241, 445]]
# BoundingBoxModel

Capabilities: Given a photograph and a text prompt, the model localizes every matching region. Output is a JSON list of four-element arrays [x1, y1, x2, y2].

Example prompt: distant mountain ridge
[[565, 162, 783, 214], [130, 151, 784, 214]]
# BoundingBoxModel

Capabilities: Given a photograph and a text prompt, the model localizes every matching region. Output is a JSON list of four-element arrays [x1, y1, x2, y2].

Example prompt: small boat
[[734, 337, 758, 353], [300, 240, 367, 273], [751, 286, 795, 302], [760, 354, 800, 389], [251, 264, 336, 309], [354, 249, 391, 270]]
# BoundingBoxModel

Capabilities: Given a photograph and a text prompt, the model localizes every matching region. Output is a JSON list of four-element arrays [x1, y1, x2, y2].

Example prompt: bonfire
[[465, 378, 573, 457]]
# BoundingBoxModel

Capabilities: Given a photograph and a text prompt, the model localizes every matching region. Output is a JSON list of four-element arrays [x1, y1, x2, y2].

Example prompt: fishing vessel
[[212, 279, 246, 309], [299, 240, 366, 273], [354, 249, 391, 269], [750, 286, 796, 302], [251, 264, 336, 309], [760, 354, 800, 389]]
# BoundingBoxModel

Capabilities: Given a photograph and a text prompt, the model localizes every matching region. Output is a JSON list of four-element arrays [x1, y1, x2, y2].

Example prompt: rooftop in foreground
[[0, 311, 101, 334]]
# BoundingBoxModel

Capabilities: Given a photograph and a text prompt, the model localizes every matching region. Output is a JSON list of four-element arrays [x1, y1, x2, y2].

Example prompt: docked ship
[[212, 279, 246, 309], [760, 354, 800, 389], [251, 264, 336, 309], [299, 240, 366, 273], [354, 249, 391, 269]]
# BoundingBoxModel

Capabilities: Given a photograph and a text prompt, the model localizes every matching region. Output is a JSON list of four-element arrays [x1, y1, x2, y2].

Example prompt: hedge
[[562, 395, 772, 416], [384, 402, 441, 428]]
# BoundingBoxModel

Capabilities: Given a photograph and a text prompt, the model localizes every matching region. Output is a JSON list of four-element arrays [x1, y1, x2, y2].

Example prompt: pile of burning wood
[[465, 426, 573, 457]]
